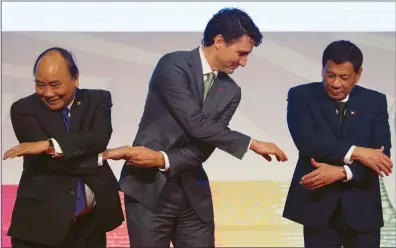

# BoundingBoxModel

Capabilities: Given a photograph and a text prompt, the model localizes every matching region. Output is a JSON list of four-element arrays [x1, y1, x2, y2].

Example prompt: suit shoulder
[[355, 85, 386, 100], [81, 89, 111, 98], [160, 50, 191, 63], [288, 82, 321, 95], [11, 94, 37, 111]]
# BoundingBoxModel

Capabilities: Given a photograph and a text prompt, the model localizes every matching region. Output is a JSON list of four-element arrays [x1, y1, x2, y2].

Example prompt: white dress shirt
[[336, 94, 355, 181]]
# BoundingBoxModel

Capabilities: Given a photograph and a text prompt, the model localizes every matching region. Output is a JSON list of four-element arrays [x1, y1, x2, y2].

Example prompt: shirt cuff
[[343, 165, 353, 182], [159, 151, 170, 172], [247, 138, 252, 152], [98, 153, 103, 166], [51, 138, 63, 156], [343, 145, 356, 164]]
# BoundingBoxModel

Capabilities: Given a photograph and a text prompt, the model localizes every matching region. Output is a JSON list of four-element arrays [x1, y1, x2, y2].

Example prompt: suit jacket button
[[70, 190, 75, 195]]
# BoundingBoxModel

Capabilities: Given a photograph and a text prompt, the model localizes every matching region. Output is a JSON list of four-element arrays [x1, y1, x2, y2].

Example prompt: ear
[[355, 67, 363, 85], [73, 75, 80, 88], [214, 34, 225, 50]]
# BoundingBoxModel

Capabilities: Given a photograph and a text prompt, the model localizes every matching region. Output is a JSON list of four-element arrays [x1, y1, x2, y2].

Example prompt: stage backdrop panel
[[2, 32, 395, 247]]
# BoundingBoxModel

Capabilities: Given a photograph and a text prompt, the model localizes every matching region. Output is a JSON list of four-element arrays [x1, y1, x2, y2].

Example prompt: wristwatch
[[342, 167, 347, 180], [46, 139, 55, 155]]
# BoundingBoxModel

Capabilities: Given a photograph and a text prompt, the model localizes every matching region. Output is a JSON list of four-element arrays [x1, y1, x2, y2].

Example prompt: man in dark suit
[[283, 40, 393, 248], [103, 7, 287, 248], [3, 47, 124, 248]]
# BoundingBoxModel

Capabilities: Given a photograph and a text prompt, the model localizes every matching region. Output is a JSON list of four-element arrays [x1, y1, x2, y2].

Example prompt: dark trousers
[[11, 209, 106, 248], [125, 177, 215, 248], [304, 201, 380, 248]]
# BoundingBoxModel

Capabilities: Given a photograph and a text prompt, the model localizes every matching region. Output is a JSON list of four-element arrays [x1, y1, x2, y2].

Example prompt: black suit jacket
[[120, 48, 250, 222], [283, 82, 391, 232], [7, 88, 124, 246]]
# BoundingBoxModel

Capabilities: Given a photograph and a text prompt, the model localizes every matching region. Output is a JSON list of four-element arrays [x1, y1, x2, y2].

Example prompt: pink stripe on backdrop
[[2, 185, 222, 247], [1, 185, 128, 247]]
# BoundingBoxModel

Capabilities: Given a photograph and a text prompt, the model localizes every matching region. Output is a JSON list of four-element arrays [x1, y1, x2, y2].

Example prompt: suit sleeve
[[10, 100, 99, 175], [152, 56, 251, 160], [51, 91, 113, 159], [165, 88, 243, 177], [348, 94, 391, 183], [287, 87, 353, 163]]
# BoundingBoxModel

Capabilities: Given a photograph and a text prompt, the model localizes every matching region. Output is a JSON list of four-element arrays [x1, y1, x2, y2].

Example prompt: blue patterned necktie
[[62, 107, 86, 215]]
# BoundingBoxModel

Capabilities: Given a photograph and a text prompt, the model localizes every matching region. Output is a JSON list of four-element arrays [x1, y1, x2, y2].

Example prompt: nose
[[332, 78, 343, 88], [44, 87, 55, 98], [239, 56, 247, 67]]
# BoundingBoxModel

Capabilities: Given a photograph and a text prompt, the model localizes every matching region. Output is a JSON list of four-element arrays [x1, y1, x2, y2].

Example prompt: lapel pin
[[351, 111, 356, 115], [77, 101, 81, 106]]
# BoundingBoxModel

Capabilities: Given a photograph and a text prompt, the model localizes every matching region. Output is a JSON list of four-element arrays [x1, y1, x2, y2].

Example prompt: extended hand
[[300, 158, 345, 190], [250, 139, 288, 162], [352, 146, 392, 177], [102, 146, 133, 161], [3, 141, 49, 160], [126, 146, 165, 168]]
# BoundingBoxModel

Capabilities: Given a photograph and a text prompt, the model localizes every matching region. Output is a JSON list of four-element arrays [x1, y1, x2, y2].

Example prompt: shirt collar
[[199, 46, 218, 78], [338, 94, 349, 102]]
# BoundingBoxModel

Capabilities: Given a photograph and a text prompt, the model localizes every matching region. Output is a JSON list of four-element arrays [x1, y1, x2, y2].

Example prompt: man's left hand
[[3, 141, 49, 160], [126, 146, 165, 168], [300, 158, 345, 190]]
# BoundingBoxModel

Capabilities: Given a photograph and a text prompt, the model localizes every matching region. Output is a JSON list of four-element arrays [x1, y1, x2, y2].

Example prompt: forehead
[[36, 52, 70, 79], [325, 60, 355, 74], [230, 35, 254, 52]]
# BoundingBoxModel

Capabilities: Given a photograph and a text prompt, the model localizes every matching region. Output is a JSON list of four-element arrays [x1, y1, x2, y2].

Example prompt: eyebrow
[[238, 51, 250, 56], [35, 79, 61, 84]]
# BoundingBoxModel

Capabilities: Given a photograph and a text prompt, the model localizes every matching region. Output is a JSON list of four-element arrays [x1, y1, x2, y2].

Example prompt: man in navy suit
[[283, 40, 393, 248]]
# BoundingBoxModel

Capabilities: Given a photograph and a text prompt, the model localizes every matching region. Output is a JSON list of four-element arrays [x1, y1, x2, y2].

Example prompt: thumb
[[311, 158, 321, 168], [379, 146, 384, 152]]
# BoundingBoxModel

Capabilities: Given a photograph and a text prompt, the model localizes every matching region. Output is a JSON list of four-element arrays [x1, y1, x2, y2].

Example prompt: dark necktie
[[62, 108, 86, 215], [335, 101, 347, 125]]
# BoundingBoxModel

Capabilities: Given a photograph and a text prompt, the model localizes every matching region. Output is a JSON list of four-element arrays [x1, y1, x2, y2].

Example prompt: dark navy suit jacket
[[283, 82, 391, 232]]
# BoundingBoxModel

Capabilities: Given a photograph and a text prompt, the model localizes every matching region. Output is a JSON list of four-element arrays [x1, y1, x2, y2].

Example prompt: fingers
[[378, 160, 391, 176], [371, 164, 384, 178], [273, 146, 288, 162], [3, 146, 22, 159], [309, 181, 326, 190], [263, 154, 272, 161], [301, 173, 322, 186], [382, 155, 393, 170], [301, 170, 320, 181]]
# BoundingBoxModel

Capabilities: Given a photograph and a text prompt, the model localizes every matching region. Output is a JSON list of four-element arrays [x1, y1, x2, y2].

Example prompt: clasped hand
[[103, 146, 165, 168]]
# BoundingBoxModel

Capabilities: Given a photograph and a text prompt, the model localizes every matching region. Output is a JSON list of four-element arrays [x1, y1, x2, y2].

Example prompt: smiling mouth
[[45, 98, 60, 104]]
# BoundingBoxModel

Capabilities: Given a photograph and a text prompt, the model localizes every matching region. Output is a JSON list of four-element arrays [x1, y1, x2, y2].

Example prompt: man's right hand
[[250, 139, 288, 162], [351, 146, 393, 177], [102, 146, 132, 161]]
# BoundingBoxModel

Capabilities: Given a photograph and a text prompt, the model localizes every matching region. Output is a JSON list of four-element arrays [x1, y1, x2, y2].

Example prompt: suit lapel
[[188, 47, 205, 106], [70, 88, 84, 133], [319, 89, 342, 138], [35, 96, 67, 135], [202, 74, 227, 115], [342, 87, 361, 136]]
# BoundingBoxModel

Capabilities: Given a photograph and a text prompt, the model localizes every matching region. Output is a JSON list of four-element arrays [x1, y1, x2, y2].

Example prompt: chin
[[329, 93, 346, 101], [224, 68, 235, 74], [45, 103, 63, 111]]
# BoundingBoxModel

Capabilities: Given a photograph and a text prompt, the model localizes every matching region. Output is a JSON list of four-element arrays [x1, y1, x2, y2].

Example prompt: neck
[[202, 46, 220, 71]]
